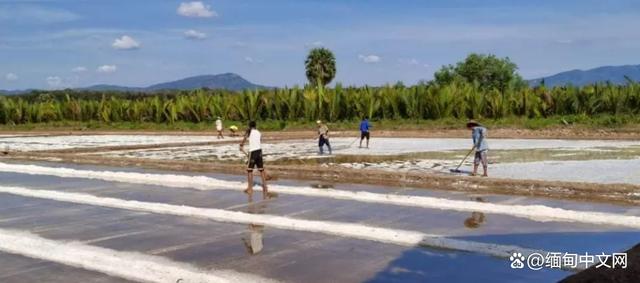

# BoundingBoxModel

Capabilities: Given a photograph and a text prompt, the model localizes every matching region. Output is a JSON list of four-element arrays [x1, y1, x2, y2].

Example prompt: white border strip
[[0, 228, 278, 283], [1, 162, 639, 229], [0, 185, 551, 263]]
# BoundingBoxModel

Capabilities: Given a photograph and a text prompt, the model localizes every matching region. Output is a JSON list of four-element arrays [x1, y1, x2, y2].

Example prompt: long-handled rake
[[450, 146, 475, 173]]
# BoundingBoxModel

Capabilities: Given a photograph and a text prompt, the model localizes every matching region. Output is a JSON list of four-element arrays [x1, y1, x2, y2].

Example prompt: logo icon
[[510, 252, 526, 269]]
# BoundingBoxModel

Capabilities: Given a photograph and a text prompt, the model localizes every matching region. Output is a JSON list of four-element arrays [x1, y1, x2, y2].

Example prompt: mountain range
[[3, 65, 640, 95], [1, 73, 267, 95], [529, 64, 640, 87]]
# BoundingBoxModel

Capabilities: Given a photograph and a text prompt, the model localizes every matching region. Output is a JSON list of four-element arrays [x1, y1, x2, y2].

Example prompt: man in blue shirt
[[359, 117, 371, 148], [467, 120, 489, 177]]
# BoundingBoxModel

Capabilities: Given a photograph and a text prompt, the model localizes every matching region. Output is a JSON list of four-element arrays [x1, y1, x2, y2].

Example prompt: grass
[[1, 115, 640, 132]]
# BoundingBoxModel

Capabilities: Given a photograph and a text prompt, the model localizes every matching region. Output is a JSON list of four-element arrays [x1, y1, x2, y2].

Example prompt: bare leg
[[472, 164, 478, 176], [359, 139, 363, 148], [366, 138, 369, 148], [245, 171, 253, 194], [259, 170, 277, 199], [482, 165, 488, 177], [259, 170, 268, 193]]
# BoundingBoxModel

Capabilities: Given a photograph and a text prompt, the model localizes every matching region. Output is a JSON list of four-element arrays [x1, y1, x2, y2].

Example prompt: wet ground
[[81, 137, 640, 185], [0, 161, 638, 282]]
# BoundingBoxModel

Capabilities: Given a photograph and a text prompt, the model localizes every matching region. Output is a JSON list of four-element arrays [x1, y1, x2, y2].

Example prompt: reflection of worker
[[467, 120, 489, 177], [317, 120, 332, 155], [243, 193, 265, 255], [464, 197, 486, 229], [464, 212, 486, 229], [215, 117, 224, 139]]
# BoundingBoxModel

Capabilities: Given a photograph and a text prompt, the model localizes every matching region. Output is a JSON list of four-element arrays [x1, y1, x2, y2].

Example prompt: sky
[[1, 0, 640, 90]]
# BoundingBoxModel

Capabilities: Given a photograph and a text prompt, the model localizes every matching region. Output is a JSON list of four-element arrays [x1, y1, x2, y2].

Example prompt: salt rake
[[450, 146, 475, 173]]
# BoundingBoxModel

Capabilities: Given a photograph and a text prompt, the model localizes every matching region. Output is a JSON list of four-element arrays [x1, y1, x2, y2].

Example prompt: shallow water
[[0, 161, 637, 282]]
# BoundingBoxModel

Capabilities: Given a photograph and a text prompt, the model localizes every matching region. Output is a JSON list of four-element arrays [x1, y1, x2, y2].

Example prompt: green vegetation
[[305, 47, 336, 87], [2, 53, 640, 131]]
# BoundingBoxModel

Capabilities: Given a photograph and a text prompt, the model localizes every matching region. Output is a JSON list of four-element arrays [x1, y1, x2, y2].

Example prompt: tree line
[[1, 52, 639, 125]]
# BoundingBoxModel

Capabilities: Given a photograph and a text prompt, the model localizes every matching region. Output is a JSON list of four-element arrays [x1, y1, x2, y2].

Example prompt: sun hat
[[466, 120, 481, 128]]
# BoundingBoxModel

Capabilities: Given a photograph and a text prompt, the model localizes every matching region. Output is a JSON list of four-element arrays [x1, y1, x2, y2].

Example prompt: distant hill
[[146, 73, 265, 91], [83, 73, 267, 92], [1, 73, 267, 95], [529, 64, 640, 87], [0, 89, 33, 95], [81, 84, 144, 92]]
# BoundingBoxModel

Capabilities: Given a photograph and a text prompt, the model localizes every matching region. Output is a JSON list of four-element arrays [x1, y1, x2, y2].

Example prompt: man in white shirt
[[215, 117, 224, 139], [240, 121, 269, 196]]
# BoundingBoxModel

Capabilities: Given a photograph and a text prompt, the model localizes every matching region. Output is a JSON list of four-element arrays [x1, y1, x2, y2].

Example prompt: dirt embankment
[[2, 127, 640, 140], [6, 150, 640, 206]]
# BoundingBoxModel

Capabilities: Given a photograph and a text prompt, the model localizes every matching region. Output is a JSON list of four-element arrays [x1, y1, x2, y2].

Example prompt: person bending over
[[467, 120, 489, 177], [317, 120, 332, 155]]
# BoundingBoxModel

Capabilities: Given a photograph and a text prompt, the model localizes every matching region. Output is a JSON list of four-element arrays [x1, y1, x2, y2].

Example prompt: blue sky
[[1, 0, 640, 89]]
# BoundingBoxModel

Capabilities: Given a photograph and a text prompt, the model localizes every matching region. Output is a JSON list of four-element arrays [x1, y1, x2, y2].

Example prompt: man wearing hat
[[467, 120, 489, 177], [317, 120, 332, 155]]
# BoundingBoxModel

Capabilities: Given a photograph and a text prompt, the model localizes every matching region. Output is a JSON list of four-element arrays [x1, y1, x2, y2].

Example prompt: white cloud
[[96, 65, 117, 74], [184, 29, 207, 40], [399, 58, 420, 66], [244, 56, 263, 64], [305, 41, 324, 48], [358, 54, 381, 64], [556, 39, 574, 44], [112, 35, 140, 50], [71, 66, 87, 73], [177, 2, 217, 18], [5, 73, 18, 81], [233, 41, 247, 48], [46, 76, 62, 87]]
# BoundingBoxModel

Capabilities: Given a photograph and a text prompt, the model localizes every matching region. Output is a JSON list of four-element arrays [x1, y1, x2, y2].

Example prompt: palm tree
[[305, 48, 336, 87]]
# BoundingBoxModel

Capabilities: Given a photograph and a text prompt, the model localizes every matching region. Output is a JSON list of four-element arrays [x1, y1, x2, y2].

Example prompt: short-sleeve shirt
[[472, 126, 489, 151], [360, 120, 370, 132], [318, 125, 329, 138], [247, 129, 262, 152]]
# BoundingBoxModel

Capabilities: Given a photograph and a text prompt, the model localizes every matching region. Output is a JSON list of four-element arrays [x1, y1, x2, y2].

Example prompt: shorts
[[247, 149, 264, 171], [474, 150, 488, 167], [360, 131, 370, 140], [319, 136, 330, 147]]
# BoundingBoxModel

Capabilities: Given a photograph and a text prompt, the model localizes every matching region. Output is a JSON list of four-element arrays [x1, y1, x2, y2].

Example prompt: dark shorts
[[474, 150, 488, 166], [319, 136, 330, 147], [247, 149, 264, 171], [361, 131, 370, 140]]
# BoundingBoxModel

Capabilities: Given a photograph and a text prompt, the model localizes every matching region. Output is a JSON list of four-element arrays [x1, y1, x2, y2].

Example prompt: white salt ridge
[[0, 185, 550, 263], [94, 137, 640, 161], [0, 228, 278, 283], [490, 159, 640, 185], [1, 162, 639, 229], [0, 135, 228, 152]]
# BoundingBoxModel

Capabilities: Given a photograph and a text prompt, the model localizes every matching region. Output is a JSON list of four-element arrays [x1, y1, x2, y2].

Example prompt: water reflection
[[464, 197, 486, 229], [464, 212, 486, 229], [243, 193, 265, 255]]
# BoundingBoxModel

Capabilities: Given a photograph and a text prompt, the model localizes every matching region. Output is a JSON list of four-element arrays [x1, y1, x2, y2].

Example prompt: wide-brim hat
[[466, 120, 481, 127]]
